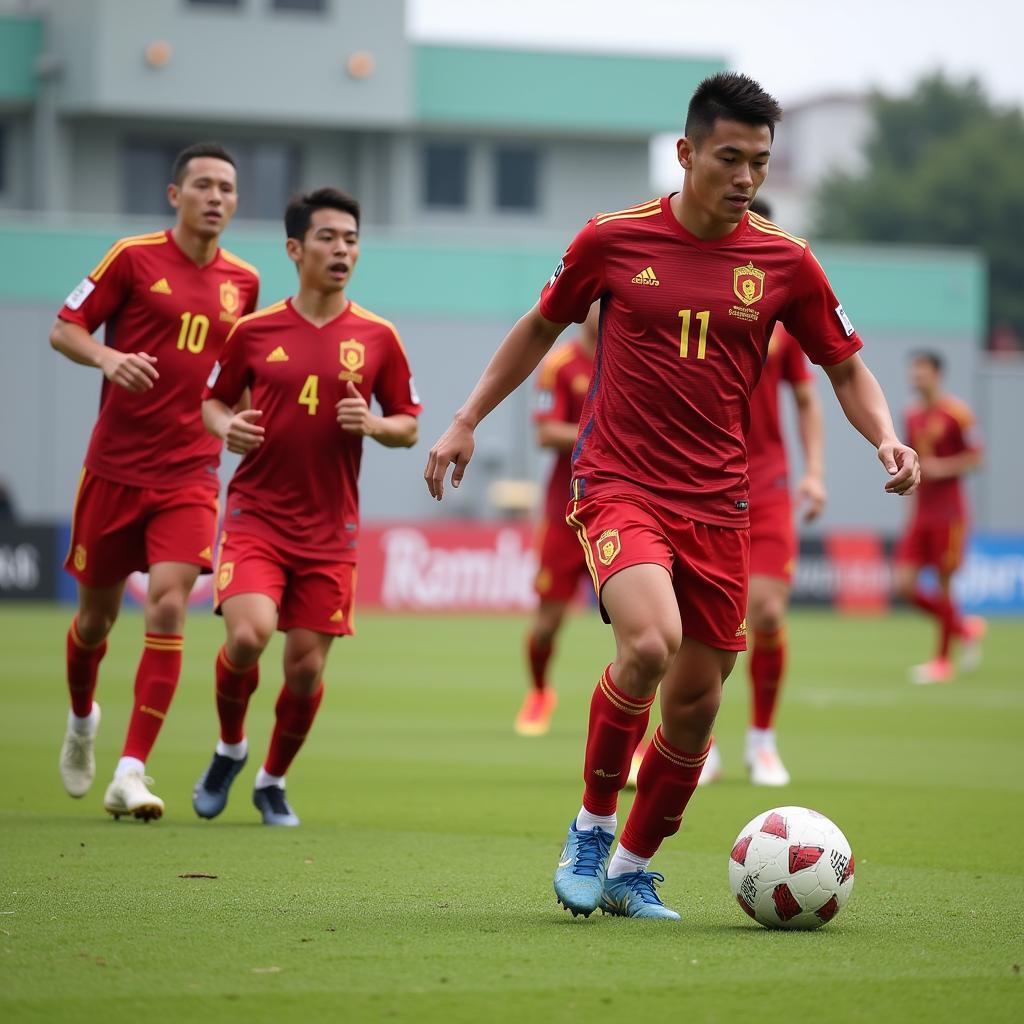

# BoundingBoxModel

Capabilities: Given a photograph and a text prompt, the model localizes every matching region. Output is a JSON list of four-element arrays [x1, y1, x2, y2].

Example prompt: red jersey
[[539, 198, 862, 528], [204, 298, 422, 561], [534, 338, 594, 521], [905, 395, 980, 522], [746, 325, 814, 506], [58, 230, 260, 490]]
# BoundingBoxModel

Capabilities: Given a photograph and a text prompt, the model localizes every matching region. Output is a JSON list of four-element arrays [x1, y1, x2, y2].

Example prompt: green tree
[[812, 73, 1024, 341]]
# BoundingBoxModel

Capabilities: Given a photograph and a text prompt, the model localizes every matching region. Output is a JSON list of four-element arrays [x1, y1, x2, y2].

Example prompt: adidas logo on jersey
[[266, 346, 289, 362], [632, 266, 660, 286], [150, 278, 172, 294]]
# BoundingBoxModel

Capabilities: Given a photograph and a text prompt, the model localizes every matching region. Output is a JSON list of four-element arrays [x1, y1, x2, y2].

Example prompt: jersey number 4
[[299, 374, 320, 415], [677, 309, 710, 360]]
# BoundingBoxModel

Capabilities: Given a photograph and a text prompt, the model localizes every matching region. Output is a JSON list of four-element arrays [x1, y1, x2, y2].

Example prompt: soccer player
[[425, 73, 919, 920], [53, 143, 259, 820], [517, 301, 598, 736], [192, 187, 421, 826], [895, 351, 985, 684]]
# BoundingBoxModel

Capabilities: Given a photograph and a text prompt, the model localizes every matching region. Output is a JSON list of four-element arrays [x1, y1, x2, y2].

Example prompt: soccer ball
[[728, 805, 855, 930]]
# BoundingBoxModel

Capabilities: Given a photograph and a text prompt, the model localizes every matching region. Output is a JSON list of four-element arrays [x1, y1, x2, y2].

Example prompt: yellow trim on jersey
[[65, 466, 88, 563], [566, 489, 601, 596], [596, 204, 663, 227], [747, 213, 808, 249], [938, 395, 975, 429], [220, 249, 261, 279], [349, 301, 411, 361], [538, 344, 576, 389], [89, 232, 167, 281], [224, 299, 289, 342], [595, 198, 661, 224]]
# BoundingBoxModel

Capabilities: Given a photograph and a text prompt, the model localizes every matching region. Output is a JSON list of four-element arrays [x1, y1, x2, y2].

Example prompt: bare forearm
[[825, 356, 899, 447], [370, 414, 418, 449], [457, 305, 566, 428], [794, 388, 825, 477], [202, 398, 234, 440], [49, 319, 106, 369], [537, 420, 579, 452], [925, 450, 983, 480]]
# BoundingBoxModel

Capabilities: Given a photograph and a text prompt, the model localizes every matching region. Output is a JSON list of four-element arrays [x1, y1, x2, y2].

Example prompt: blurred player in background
[[426, 73, 919, 920], [516, 301, 598, 737], [193, 188, 421, 826], [895, 351, 985, 684], [52, 143, 259, 820]]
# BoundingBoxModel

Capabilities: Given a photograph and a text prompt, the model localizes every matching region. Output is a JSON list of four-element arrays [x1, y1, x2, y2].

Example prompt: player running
[[425, 73, 918, 920], [516, 301, 598, 737], [53, 143, 259, 820], [192, 187, 421, 826], [895, 351, 985, 684]]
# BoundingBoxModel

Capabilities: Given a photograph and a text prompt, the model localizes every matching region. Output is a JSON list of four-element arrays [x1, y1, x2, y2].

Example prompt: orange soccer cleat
[[514, 689, 558, 736], [958, 615, 988, 672], [909, 656, 955, 685]]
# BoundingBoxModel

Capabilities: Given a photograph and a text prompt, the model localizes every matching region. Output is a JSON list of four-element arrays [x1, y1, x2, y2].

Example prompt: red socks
[[122, 633, 183, 761], [264, 683, 324, 778], [66, 617, 106, 717], [911, 589, 962, 659], [215, 646, 260, 744], [750, 628, 785, 730], [527, 632, 554, 692], [620, 726, 711, 858], [582, 666, 655, 816]]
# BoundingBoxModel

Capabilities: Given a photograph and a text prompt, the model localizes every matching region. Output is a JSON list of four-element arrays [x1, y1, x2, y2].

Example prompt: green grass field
[[1, 604, 1022, 1023]]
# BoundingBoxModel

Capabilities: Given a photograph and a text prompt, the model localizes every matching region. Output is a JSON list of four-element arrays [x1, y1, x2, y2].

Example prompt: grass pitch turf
[[1, 605, 1022, 1023]]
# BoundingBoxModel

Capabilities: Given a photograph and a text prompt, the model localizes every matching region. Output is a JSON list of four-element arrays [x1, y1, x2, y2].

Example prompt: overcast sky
[[410, 0, 1024, 110]]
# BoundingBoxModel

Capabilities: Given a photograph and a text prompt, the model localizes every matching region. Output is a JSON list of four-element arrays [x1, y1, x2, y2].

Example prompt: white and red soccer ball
[[729, 805, 855, 930]]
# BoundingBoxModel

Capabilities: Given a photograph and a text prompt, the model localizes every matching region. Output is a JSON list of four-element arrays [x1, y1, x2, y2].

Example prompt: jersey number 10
[[177, 312, 210, 354]]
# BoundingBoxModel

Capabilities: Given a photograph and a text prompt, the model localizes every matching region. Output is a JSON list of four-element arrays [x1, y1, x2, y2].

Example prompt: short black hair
[[171, 142, 236, 185], [911, 350, 944, 373], [685, 72, 783, 146], [749, 196, 772, 219], [285, 187, 361, 240]]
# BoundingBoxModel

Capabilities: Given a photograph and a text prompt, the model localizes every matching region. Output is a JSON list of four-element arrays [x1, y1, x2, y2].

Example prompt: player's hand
[[424, 418, 475, 501], [797, 473, 827, 522], [224, 409, 265, 454], [100, 349, 159, 393], [879, 440, 920, 496], [337, 380, 377, 436]]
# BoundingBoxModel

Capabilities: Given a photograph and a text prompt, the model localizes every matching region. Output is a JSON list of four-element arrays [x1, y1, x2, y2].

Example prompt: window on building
[[122, 139, 301, 221], [186, 0, 242, 8], [422, 142, 469, 210], [271, 0, 327, 11], [494, 146, 540, 212]]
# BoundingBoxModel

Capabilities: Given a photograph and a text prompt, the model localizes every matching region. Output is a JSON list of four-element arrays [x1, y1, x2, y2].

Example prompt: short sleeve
[[779, 328, 814, 385], [242, 277, 260, 317], [203, 322, 251, 406], [777, 248, 863, 367], [373, 330, 423, 418], [539, 220, 606, 325], [57, 243, 134, 334]]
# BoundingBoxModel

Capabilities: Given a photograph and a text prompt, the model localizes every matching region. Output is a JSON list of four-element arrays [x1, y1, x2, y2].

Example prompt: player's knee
[[751, 600, 785, 634], [228, 621, 272, 664], [662, 683, 721, 739], [75, 608, 116, 645], [621, 627, 680, 685], [894, 570, 916, 602], [145, 588, 189, 634], [284, 649, 325, 691]]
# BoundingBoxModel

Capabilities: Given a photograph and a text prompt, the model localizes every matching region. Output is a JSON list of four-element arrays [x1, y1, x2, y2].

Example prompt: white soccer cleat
[[59, 703, 101, 798], [103, 771, 165, 821], [748, 745, 791, 786], [958, 616, 987, 672], [909, 657, 954, 685], [697, 740, 723, 786]]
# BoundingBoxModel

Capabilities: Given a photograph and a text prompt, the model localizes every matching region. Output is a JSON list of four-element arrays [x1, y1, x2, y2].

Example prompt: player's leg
[[942, 520, 986, 671], [517, 598, 567, 735], [59, 581, 124, 797], [252, 628, 333, 827], [745, 573, 791, 785], [103, 560, 198, 820]]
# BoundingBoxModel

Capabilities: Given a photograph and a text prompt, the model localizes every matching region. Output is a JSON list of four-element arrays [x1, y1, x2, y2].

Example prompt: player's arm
[[425, 304, 568, 499], [791, 379, 826, 521], [49, 319, 159, 393], [201, 398, 264, 454], [337, 381, 418, 447], [822, 353, 920, 496], [201, 329, 262, 454], [920, 449, 983, 481], [536, 419, 579, 452]]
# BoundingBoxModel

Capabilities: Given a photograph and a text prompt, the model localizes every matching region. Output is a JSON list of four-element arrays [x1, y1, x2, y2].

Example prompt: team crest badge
[[217, 561, 234, 593], [339, 339, 366, 380], [596, 529, 621, 567], [733, 262, 765, 307], [73, 544, 87, 572], [220, 280, 240, 315]]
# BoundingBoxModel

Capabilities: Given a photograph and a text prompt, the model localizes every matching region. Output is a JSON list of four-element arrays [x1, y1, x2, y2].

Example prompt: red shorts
[[214, 529, 356, 636], [534, 516, 590, 602], [566, 491, 749, 651], [896, 518, 966, 572], [65, 468, 218, 587], [749, 497, 797, 583]]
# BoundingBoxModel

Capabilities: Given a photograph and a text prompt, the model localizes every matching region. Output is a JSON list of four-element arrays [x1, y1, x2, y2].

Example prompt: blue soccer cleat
[[600, 870, 681, 920], [553, 820, 614, 917], [192, 751, 247, 819], [253, 784, 300, 826]]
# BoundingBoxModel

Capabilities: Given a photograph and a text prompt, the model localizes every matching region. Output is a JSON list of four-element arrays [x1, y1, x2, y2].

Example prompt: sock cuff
[[277, 681, 325, 709], [143, 633, 184, 653], [217, 645, 252, 676], [652, 726, 712, 769], [752, 627, 785, 649], [598, 666, 655, 715], [69, 616, 106, 652]]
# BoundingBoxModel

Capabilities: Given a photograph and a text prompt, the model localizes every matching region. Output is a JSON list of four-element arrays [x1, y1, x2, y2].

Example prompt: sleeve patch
[[409, 376, 421, 406], [65, 278, 95, 311], [206, 362, 222, 389], [536, 389, 555, 413], [835, 303, 855, 337]]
